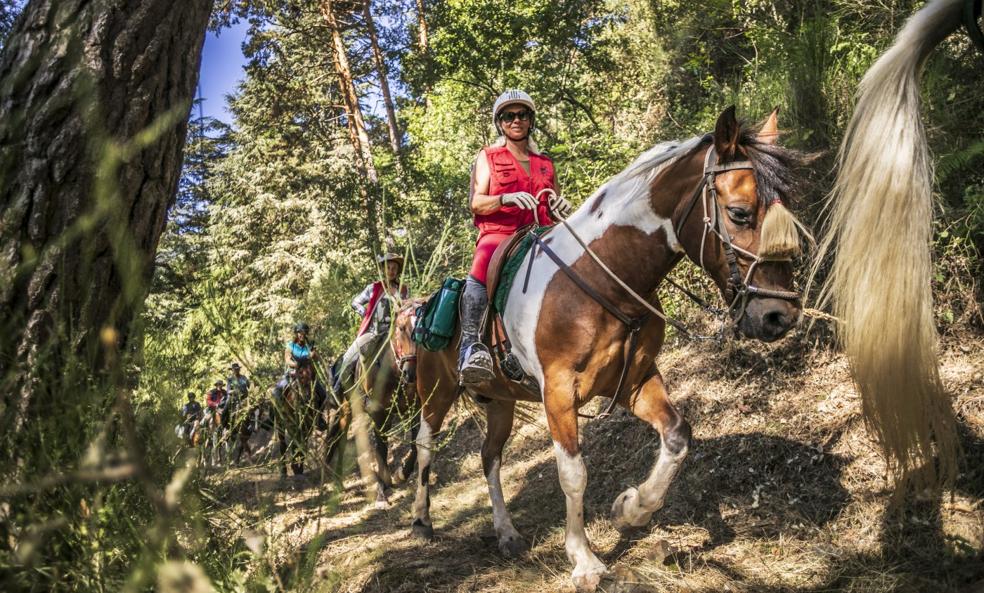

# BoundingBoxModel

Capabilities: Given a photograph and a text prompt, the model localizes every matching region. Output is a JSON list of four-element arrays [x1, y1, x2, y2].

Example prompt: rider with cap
[[272, 323, 329, 414], [226, 363, 250, 403], [180, 392, 203, 441], [458, 89, 572, 385], [333, 253, 410, 395], [222, 363, 249, 428]]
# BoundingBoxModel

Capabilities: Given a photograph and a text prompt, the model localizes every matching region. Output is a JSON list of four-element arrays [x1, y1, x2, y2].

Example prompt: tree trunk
[[0, 0, 211, 443], [415, 0, 429, 54], [364, 0, 400, 155], [320, 0, 382, 250]]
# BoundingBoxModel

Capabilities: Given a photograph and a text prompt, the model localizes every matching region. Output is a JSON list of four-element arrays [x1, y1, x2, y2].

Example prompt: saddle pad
[[493, 226, 551, 315]]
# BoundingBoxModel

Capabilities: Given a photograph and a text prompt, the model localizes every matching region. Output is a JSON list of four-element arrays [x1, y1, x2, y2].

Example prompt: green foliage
[[4, 0, 984, 590]]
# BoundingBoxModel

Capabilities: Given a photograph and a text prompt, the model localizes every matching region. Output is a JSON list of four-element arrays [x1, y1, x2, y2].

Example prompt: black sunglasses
[[498, 109, 532, 123]]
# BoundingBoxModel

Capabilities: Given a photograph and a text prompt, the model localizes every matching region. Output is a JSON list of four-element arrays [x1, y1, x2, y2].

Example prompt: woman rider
[[333, 253, 410, 396], [459, 90, 572, 385], [273, 322, 328, 416]]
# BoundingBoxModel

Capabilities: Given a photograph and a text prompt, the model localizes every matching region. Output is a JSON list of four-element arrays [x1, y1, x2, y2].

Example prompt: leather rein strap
[[522, 140, 799, 420]]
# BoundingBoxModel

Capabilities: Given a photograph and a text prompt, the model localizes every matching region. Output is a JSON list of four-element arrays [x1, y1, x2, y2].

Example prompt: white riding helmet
[[492, 89, 536, 134]]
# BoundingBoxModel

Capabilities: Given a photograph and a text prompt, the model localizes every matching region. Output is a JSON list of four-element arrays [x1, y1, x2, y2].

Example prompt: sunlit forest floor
[[206, 327, 984, 593]]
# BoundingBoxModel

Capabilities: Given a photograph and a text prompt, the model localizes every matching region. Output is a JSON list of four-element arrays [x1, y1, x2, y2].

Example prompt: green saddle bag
[[412, 277, 464, 352]]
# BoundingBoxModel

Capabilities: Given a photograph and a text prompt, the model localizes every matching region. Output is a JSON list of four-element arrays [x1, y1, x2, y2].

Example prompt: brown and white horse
[[402, 107, 806, 591]]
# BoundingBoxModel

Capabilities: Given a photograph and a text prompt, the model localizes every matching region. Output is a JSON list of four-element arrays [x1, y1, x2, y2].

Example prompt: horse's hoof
[[497, 535, 530, 558], [571, 562, 607, 593], [374, 499, 390, 510], [611, 487, 652, 530], [410, 519, 434, 540]]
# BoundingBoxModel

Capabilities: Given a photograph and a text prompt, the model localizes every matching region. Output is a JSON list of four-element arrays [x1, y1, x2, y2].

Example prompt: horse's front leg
[[410, 377, 456, 540], [545, 382, 607, 592], [611, 369, 690, 529], [371, 410, 392, 509], [275, 417, 289, 478], [482, 399, 528, 557], [393, 408, 419, 485]]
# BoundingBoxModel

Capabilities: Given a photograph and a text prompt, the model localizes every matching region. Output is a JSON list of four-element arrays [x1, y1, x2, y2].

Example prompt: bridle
[[287, 359, 314, 403], [673, 141, 800, 324], [391, 308, 418, 384], [521, 139, 801, 418]]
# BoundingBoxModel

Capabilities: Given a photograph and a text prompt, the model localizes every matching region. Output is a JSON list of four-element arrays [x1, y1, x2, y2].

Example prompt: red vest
[[358, 281, 410, 336], [474, 146, 556, 233], [206, 389, 224, 409]]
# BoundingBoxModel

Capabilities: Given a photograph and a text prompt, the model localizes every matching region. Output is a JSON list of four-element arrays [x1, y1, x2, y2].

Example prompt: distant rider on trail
[[180, 391, 203, 442], [272, 322, 329, 416], [226, 362, 250, 401], [206, 380, 226, 410], [224, 362, 250, 428], [458, 89, 572, 386], [333, 253, 410, 396]]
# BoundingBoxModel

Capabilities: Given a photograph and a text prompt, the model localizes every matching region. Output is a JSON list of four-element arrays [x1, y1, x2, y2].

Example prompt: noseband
[[674, 142, 800, 323], [391, 310, 418, 382]]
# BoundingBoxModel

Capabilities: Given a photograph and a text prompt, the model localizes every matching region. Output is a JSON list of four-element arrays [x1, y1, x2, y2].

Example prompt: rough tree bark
[[0, 0, 212, 442], [320, 0, 382, 250], [363, 0, 400, 154]]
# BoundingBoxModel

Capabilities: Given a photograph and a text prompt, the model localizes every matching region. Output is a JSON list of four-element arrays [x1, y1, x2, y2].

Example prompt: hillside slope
[[213, 327, 984, 593]]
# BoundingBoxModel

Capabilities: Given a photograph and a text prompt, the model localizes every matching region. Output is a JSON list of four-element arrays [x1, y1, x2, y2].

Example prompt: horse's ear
[[758, 107, 780, 145], [714, 105, 740, 159]]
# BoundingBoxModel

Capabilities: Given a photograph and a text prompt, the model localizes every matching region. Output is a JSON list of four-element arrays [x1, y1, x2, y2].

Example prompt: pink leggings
[[468, 232, 511, 285]]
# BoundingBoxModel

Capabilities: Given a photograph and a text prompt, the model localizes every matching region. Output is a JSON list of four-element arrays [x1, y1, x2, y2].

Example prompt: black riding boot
[[458, 276, 495, 385]]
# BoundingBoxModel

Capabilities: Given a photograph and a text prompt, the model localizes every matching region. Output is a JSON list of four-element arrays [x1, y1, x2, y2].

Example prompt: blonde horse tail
[[810, 0, 963, 490]]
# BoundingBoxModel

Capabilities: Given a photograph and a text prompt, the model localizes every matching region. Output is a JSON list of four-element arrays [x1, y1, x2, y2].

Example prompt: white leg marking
[[612, 440, 688, 529], [554, 442, 606, 591], [486, 457, 524, 553], [412, 420, 433, 525]]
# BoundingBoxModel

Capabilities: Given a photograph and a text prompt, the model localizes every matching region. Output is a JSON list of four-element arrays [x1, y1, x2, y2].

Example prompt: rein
[[523, 141, 800, 419]]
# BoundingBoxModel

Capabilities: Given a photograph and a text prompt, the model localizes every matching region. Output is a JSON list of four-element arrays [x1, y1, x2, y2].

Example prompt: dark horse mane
[[713, 124, 812, 211]]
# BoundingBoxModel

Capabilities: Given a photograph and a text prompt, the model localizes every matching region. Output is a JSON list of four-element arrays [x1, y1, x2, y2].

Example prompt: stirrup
[[499, 352, 526, 382], [459, 343, 495, 385]]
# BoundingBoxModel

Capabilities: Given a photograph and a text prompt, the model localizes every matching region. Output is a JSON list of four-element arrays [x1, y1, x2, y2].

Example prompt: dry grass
[[209, 325, 984, 593]]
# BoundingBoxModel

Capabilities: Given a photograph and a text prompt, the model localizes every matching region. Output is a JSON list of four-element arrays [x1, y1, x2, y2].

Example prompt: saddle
[[481, 224, 551, 391], [485, 224, 536, 307]]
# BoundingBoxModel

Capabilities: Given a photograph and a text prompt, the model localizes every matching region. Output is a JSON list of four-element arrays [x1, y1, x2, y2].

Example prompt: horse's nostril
[[763, 310, 787, 331]]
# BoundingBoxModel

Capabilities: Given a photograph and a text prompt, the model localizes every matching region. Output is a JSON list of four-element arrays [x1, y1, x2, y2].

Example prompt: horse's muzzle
[[738, 296, 800, 342]]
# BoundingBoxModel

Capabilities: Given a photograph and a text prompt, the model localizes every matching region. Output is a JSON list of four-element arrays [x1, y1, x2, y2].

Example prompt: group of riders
[[178, 362, 251, 447], [177, 89, 572, 465]]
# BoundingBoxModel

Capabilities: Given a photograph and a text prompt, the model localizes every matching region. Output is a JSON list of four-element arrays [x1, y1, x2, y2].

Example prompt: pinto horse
[[407, 107, 806, 591], [274, 358, 318, 477], [810, 0, 967, 486]]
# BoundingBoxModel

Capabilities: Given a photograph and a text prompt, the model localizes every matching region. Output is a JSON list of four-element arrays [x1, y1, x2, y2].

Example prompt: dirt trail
[[214, 329, 984, 593]]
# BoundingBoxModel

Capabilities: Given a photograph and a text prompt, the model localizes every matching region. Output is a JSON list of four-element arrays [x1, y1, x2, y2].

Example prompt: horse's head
[[675, 106, 806, 342], [293, 357, 314, 386], [392, 300, 424, 385]]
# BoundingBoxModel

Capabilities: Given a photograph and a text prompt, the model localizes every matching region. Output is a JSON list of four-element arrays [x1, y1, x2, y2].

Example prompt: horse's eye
[[727, 207, 752, 226]]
